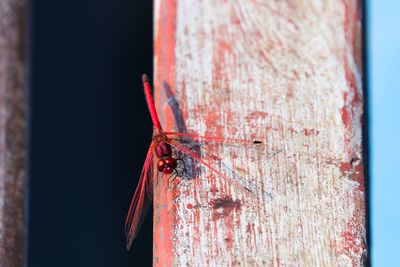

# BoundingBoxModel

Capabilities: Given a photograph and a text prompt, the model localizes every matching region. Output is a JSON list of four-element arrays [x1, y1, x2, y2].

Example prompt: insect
[[125, 74, 263, 250]]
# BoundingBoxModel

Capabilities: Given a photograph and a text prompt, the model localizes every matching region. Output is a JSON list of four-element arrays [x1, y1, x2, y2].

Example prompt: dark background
[[29, 1, 153, 266]]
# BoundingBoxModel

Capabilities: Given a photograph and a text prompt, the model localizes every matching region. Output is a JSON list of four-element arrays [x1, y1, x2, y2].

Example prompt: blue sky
[[370, 0, 400, 265]]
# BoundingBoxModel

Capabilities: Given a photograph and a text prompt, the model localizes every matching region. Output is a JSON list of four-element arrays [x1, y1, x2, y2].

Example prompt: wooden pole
[[154, 0, 367, 266], [0, 0, 27, 266]]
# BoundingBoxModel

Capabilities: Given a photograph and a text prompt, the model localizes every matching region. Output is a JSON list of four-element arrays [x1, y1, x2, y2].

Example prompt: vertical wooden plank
[[0, 0, 27, 266], [153, 1, 177, 267], [154, 0, 367, 266]]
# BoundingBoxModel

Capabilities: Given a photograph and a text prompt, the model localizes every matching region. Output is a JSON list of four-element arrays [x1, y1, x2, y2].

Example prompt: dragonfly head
[[157, 157, 177, 174]]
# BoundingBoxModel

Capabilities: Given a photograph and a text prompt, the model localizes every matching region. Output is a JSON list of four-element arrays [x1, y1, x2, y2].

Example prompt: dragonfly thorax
[[155, 140, 171, 158], [154, 138, 177, 174]]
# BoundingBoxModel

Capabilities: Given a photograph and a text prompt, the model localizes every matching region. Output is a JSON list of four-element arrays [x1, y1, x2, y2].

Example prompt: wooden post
[[154, 0, 367, 266], [0, 0, 27, 266]]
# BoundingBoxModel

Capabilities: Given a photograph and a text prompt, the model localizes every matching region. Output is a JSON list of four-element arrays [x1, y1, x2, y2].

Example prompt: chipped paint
[[153, 0, 366, 266], [153, 1, 177, 267]]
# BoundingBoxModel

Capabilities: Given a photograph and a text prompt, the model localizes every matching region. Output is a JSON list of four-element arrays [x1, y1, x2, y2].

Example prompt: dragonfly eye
[[165, 157, 177, 169], [157, 159, 166, 172], [163, 166, 174, 174], [157, 157, 177, 173]]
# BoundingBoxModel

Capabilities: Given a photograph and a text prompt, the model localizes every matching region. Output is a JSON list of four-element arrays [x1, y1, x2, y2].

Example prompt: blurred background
[[29, 0, 153, 266], [27, 0, 400, 266]]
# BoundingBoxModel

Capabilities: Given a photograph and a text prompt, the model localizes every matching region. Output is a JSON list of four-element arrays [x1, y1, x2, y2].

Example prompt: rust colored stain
[[210, 196, 241, 221]]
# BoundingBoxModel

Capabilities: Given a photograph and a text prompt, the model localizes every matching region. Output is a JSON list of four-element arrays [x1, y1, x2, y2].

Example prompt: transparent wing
[[166, 137, 279, 199], [125, 141, 154, 250], [165, 132, 262, 145]]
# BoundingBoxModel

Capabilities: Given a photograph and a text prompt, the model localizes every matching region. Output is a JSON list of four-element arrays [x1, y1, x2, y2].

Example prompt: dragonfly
[[125, 74, 264, 250]]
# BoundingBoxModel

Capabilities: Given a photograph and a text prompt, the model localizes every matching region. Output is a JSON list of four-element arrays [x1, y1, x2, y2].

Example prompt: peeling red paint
[[225, 232, 234, 249], [338, 215, 367, 265], [303, 128, 320, 136], [245, 111, 269, 120], [153, 0, 177, 266], [342, 0, 362, 143], [341, 3, 366, 263], [286, 87, 294, 99]]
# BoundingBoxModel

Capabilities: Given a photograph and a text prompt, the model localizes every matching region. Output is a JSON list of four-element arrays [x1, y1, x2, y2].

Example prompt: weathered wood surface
[[0, 0, 27, 266], [154, 0, 366, 266]]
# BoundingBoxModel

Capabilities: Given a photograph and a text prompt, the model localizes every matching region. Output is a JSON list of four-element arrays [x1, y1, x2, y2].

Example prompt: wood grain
[[0, 0, 27, 266], [154, 0, 366, 266]]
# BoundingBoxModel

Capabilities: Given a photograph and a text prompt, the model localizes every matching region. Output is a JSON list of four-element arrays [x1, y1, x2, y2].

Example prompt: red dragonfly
[[125, 74, 264, 250]]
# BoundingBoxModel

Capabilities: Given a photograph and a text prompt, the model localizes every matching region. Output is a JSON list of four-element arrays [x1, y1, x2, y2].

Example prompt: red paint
[[154, 1, 177, 266], [338, 216, 367, 265], [245, 111, 269, 120], [342, 0, 362, 142], [286, 87, 294, 99], [246, 223, 254, 234], [152, 2, 271, 261], [225, 232, 234, 249], [335, 3, 366, 264], [212, 26, 236, 95], [303, 128, 320, 136]]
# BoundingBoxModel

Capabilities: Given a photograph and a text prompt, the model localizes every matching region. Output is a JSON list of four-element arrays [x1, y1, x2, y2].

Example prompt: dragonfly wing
[[165, 132, 263, 146], [166, 139, 273, 198], [125, 141, 154, 250]]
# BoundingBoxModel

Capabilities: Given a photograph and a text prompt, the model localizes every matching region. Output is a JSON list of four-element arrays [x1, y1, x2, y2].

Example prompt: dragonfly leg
[[168, 171, 178, 191]]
